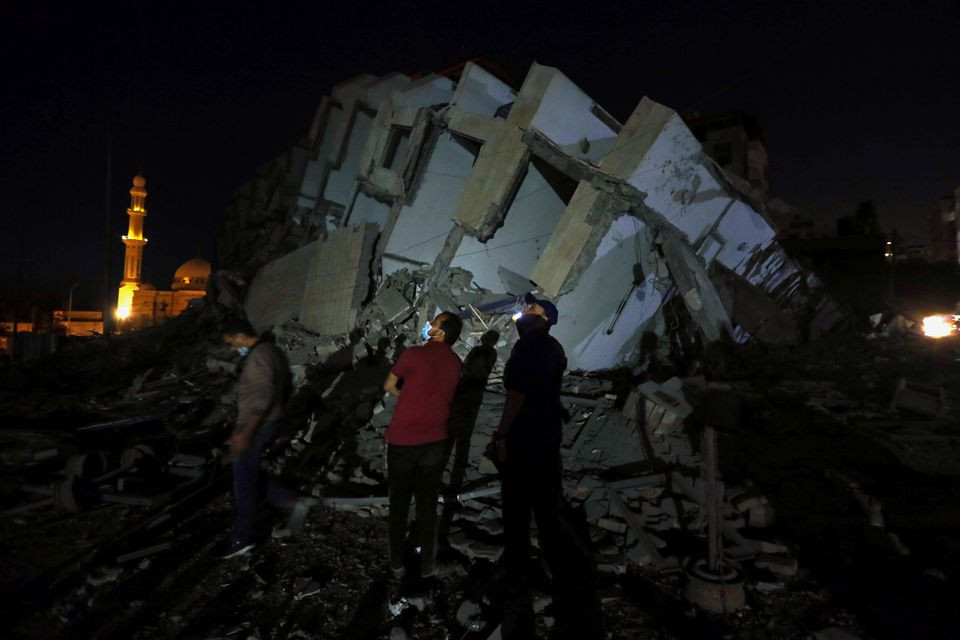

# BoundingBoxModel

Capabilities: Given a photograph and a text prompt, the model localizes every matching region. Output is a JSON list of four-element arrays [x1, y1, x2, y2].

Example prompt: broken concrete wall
[[551, 215, 666, 371], [244, 239, 318, 333], [380, 132, 475, 274], [300, 223, 378, 336], [449, 160, 568, 293]]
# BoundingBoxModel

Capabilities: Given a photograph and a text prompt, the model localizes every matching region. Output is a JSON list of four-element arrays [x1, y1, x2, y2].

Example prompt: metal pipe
[[703, 425, 720, 571]]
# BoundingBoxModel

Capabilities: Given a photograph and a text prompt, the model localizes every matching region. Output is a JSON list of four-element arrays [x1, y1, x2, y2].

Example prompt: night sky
[[1, 1, 957, 311]]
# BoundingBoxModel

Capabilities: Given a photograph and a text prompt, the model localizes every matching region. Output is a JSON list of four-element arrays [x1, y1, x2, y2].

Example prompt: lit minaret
[[116, 175, 148, 320]]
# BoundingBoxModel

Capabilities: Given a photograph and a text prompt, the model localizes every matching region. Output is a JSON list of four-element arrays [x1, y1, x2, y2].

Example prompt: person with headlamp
[[492, 293, 567, 594]]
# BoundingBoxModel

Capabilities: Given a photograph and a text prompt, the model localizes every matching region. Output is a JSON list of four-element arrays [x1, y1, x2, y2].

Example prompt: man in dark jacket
[[382, 311, 463, 578], [221, 318, 298, 558], [492, 295, 568, 637]]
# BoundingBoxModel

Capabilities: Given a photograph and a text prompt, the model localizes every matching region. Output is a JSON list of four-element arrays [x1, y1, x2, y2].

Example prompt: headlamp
[[511, 310, 523, 322]]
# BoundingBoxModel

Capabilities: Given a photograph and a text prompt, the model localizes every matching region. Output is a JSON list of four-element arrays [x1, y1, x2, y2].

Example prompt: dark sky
[[1, 1, 957, 311]]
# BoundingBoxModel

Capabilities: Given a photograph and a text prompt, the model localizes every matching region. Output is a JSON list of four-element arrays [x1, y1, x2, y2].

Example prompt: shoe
[[217, 539, 255, 559]]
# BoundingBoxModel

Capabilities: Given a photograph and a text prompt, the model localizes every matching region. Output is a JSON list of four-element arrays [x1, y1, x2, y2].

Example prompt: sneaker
[[217, 539, 255, 559]]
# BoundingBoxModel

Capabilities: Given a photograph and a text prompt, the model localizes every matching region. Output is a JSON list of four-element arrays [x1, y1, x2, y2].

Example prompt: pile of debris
[[7, 59, 960, 638]]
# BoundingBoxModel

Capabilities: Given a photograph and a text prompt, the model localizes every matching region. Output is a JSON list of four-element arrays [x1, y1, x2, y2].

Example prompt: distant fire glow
[[921, 315, 959, 338]]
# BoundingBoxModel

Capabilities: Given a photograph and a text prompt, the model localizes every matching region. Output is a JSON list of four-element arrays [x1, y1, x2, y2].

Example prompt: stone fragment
[[597, 516, 628, 534], [748, 503, 775, 528], [753, 552, 798, 576], [813, 628, 862, 640], [456, 600, 481, 627]]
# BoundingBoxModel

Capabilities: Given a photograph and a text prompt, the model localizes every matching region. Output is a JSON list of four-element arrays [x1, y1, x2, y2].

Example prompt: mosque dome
[[172, 257, 212, 291], [132, 175, 146, 188]]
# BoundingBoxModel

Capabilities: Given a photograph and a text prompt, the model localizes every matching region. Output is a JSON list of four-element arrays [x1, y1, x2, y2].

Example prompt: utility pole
[[885, 230, 898, 298], [66, 282, 78, 335], [102, 133, 113, 338]]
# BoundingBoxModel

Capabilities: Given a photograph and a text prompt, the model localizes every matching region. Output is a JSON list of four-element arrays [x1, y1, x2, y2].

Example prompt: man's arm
[[383, 371, 401, 398], [384, 349, 412, 398], [230, 414, 265, 457], [495, 389, 525, 438]]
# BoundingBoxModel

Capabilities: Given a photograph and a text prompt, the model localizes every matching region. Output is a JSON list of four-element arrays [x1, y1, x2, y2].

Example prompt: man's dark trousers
[[444, 389, 483, 493], [388, 440, 446, 572], [501, 441, 564, 581], [232, 422, 297, 545]]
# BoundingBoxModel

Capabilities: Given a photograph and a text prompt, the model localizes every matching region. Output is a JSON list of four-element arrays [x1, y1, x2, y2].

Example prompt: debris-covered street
[[3, 6, 960, 638], [1, 306, 958, 639]]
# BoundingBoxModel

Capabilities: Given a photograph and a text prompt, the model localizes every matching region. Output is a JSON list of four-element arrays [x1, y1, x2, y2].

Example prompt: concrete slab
[[449, 161, 567, 292], [552, 215, 662, 371], [381, 133, 474, 275], [300, 223, 378, 336], [244, 240, 319, 332]]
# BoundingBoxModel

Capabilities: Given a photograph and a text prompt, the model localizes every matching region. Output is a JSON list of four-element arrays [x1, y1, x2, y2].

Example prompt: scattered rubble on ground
[[3, 60, 960, 638]]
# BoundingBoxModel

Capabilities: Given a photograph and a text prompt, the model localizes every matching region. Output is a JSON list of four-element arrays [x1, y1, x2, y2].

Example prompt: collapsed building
[[208, 60, 851, 629], [21, 61, 944, 640], [218, 60, 842, 372]]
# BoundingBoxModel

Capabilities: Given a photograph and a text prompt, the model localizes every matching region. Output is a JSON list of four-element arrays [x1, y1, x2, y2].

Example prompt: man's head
[[480, 329, 500, 347], [427, 311, 463, 345], [520, 293, 559, 328], [221, 318, 258, 351]]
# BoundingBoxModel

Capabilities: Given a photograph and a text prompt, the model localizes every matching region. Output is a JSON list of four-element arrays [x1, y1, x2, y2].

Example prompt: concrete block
[[813, 627, 862, 640], [754, 552, 798, 576], [477, 457, 498, 475], [741, 537, 789, 554], [596, 554, 628, 575], [300, 223, 378, 336], [890, 378, 947, 417], [456, 600, 482, 627], [748, 503, 775, 528], [245, 240, 318, 332], [597, 516, 628, 534]]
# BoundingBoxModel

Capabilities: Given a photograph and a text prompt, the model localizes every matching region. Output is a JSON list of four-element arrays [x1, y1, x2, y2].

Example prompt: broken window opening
[[530, 155, 578, 204], [448, 132, 482, 163], [382, 127, 412, 171], [713, 142, 733, 168]]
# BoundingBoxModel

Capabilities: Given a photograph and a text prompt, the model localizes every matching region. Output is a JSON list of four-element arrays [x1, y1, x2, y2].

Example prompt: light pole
[[66, 283, 78, 335]]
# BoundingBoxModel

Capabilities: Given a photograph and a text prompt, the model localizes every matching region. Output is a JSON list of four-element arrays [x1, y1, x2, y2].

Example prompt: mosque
[[115, 175, 210, 329]]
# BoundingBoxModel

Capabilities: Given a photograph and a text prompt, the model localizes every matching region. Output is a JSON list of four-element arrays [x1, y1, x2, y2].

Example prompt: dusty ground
[[1, 331, 958, 639]]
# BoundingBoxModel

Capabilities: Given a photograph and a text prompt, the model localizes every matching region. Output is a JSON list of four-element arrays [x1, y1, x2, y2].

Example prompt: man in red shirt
[[382, 311, 463, 578]]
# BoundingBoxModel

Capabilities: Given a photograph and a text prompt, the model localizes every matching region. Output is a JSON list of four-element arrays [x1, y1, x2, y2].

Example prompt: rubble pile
[[2, 59, 960, 638]]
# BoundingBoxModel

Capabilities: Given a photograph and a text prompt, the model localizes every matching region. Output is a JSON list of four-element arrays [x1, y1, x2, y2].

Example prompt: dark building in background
[[685, 112, 768, 193], [927, 187, 960, 264]]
